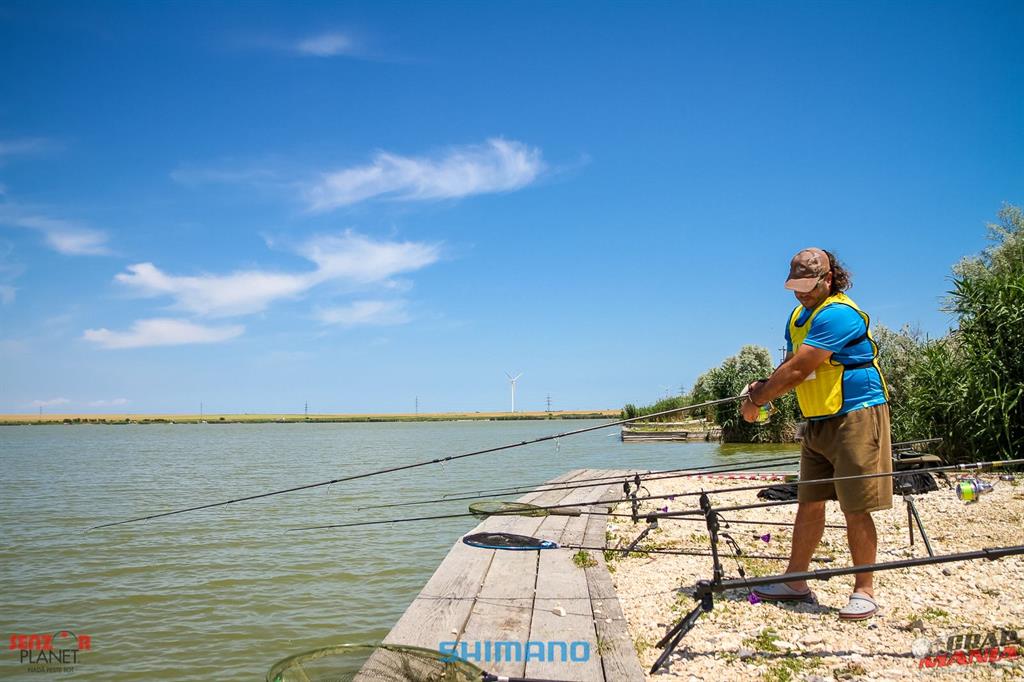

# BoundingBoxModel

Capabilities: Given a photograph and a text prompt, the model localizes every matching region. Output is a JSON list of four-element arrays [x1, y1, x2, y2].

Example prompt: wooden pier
[[372, 468, 645, 681]]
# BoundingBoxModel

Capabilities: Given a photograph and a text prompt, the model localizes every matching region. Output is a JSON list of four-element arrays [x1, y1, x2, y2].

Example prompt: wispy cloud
[[297, 231, 439, 284], [316, 299, 410, 327], [296, 31, 357, 57], [116, 263, 311, 318], [87, 398, 129, 407], [305, 139, 544, 211], [30, 397, 70, 408], [0, 137, 58, 161], [0, 203, 110, 255], [114, 230, 439, 318], [83, 318, 245, 349]]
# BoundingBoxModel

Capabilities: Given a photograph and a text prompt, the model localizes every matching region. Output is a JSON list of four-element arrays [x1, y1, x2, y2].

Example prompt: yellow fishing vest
[[788, 293, 888, 418]]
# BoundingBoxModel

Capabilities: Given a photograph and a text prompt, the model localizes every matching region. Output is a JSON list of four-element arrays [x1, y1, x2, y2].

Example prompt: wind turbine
[[506, 372, 522, 413]]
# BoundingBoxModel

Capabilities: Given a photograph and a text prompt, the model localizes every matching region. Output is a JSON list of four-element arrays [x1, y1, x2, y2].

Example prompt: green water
[[0, 421, 798, 680]]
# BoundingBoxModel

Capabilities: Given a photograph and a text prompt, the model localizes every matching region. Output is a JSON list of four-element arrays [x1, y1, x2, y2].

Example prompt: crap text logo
[[9, 630, 91, 674], [439, 639, 590, 664], [914, 627, 1019, 669]]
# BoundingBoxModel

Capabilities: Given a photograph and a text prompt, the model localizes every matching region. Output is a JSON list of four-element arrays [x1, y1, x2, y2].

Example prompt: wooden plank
[[583, 471, 631, 549], [586, 560, 646, 682], [457, 469, 597, 678], [558, 469, 620, 546], [457, 550, 538, 678], [377, 471, 590, 653], [584, 471, 646, 682], [521, 471, 622, 681], [524, 470, 606, 552], [369, 469, 644, 682], [381, 540, 494, 649], [526, 546, 604, 681]]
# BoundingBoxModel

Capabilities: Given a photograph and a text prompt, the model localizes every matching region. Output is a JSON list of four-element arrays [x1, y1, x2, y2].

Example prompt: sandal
[[751, 582, 817, 603], [839, 592, 878, 620]]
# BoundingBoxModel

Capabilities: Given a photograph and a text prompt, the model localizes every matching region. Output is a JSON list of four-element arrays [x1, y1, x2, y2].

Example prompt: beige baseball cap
[[784, 248, 831, 293]]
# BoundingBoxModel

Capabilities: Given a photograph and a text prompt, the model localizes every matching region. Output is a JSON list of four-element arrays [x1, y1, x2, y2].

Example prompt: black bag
[[893, 472, 939, 495], [757, 484, 798, 501]]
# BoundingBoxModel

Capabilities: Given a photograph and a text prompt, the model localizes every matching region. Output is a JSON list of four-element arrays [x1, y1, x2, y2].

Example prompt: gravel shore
[[607, 470, 1024, 681]]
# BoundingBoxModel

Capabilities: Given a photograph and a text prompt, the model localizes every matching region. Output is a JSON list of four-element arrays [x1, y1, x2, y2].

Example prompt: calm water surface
[[0, 421, 798, 680]]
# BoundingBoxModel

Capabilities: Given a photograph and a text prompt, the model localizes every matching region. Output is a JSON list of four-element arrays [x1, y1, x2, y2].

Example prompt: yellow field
[[0, 410, 620, 425]]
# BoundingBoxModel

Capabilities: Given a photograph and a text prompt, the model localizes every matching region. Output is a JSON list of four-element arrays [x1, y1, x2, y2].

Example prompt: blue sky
[[1, 1, 1021, 414]]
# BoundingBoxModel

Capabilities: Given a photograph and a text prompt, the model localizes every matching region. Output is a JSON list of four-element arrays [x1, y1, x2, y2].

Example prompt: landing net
[[463, 531, 558, 550], [266, 643, 482, 682], [468, 501, 557, 519]]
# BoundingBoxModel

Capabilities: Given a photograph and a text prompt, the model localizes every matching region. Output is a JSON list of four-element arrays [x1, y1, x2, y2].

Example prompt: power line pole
[[415, 396, 419, 415], [304, 401, 308, 419], [546, 394, 552, 413]]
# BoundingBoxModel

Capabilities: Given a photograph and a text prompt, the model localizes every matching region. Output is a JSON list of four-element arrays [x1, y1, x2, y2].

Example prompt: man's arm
[[741, 344, 831, 421]]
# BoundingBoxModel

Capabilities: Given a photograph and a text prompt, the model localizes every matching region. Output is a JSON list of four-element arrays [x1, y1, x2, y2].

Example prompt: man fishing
[[741, 247, 891, 620]]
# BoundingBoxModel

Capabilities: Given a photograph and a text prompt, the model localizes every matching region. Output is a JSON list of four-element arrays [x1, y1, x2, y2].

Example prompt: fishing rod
[[405, 457, 1024, 525], [359, 437, 961, 516], [439, 454, 799, 500], [457, 436, 936, 501], [650, 543, 1024, 673], [893, 437, 943, 450], [358, 455, 801, 512], [459, 532, 834, 563], [640, 457, 1024, 521], [376, 436, 942, 509], [88, 395, 746, 531], [286, 497, 834, 532], [306, 457, 1022, 532]]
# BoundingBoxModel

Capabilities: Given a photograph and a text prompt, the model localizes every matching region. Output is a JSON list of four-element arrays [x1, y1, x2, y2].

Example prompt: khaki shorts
[[798, 403, 893, 514]]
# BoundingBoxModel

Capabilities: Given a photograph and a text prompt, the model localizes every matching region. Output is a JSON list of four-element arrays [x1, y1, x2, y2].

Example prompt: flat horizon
[[0, 409, 620, 420]]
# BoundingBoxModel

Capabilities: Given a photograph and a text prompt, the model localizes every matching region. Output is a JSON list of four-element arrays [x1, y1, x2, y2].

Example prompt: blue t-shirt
[[785, 303, 887, 418]]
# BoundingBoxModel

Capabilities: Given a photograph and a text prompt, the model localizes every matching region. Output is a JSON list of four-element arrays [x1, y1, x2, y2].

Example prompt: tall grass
[[831, 205, 1022, 462]]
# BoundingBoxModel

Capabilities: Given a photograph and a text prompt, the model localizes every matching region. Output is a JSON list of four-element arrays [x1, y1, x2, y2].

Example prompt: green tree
[[871, 323, 927, 442], [700, 345, 798, 443]]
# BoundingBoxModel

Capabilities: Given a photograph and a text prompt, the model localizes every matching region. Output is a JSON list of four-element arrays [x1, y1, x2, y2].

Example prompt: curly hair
[[824, 250, 852, 293]]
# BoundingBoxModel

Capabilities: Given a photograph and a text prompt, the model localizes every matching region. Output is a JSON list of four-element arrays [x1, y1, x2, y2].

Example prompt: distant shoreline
[[0, 410, 620, 426]]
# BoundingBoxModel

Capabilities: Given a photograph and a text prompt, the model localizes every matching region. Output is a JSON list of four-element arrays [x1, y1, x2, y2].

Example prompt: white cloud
[[83, 318, 244, 349], [305, 139, 544, 211], [0, 204, 110, 255], [30, 397, 70, 408], [298, 231, 440, 284], [296, 32, 356, 57], [113, 230, 440, 318], [0, 284, 14, 303], [116, 263, 311, 318], [316, 299, 410, 327], [87, 398, 129, 407]]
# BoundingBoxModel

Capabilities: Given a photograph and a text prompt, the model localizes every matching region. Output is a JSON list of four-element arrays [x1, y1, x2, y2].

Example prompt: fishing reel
[[740, 380, 777, 424], [955, 478, 994, 502]]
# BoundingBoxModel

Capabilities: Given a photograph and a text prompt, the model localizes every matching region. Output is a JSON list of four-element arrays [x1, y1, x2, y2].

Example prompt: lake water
[[0, 421, 799, 680]]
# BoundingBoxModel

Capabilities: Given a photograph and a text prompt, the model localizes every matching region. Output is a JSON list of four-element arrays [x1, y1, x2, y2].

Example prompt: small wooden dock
[[373, 468, 645, 681], [621, 425, 721, 442]]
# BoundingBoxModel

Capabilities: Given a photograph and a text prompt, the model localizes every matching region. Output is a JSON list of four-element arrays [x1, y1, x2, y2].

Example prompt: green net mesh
[[266, 643, 484, 682], [467, 501, 550, 518]]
